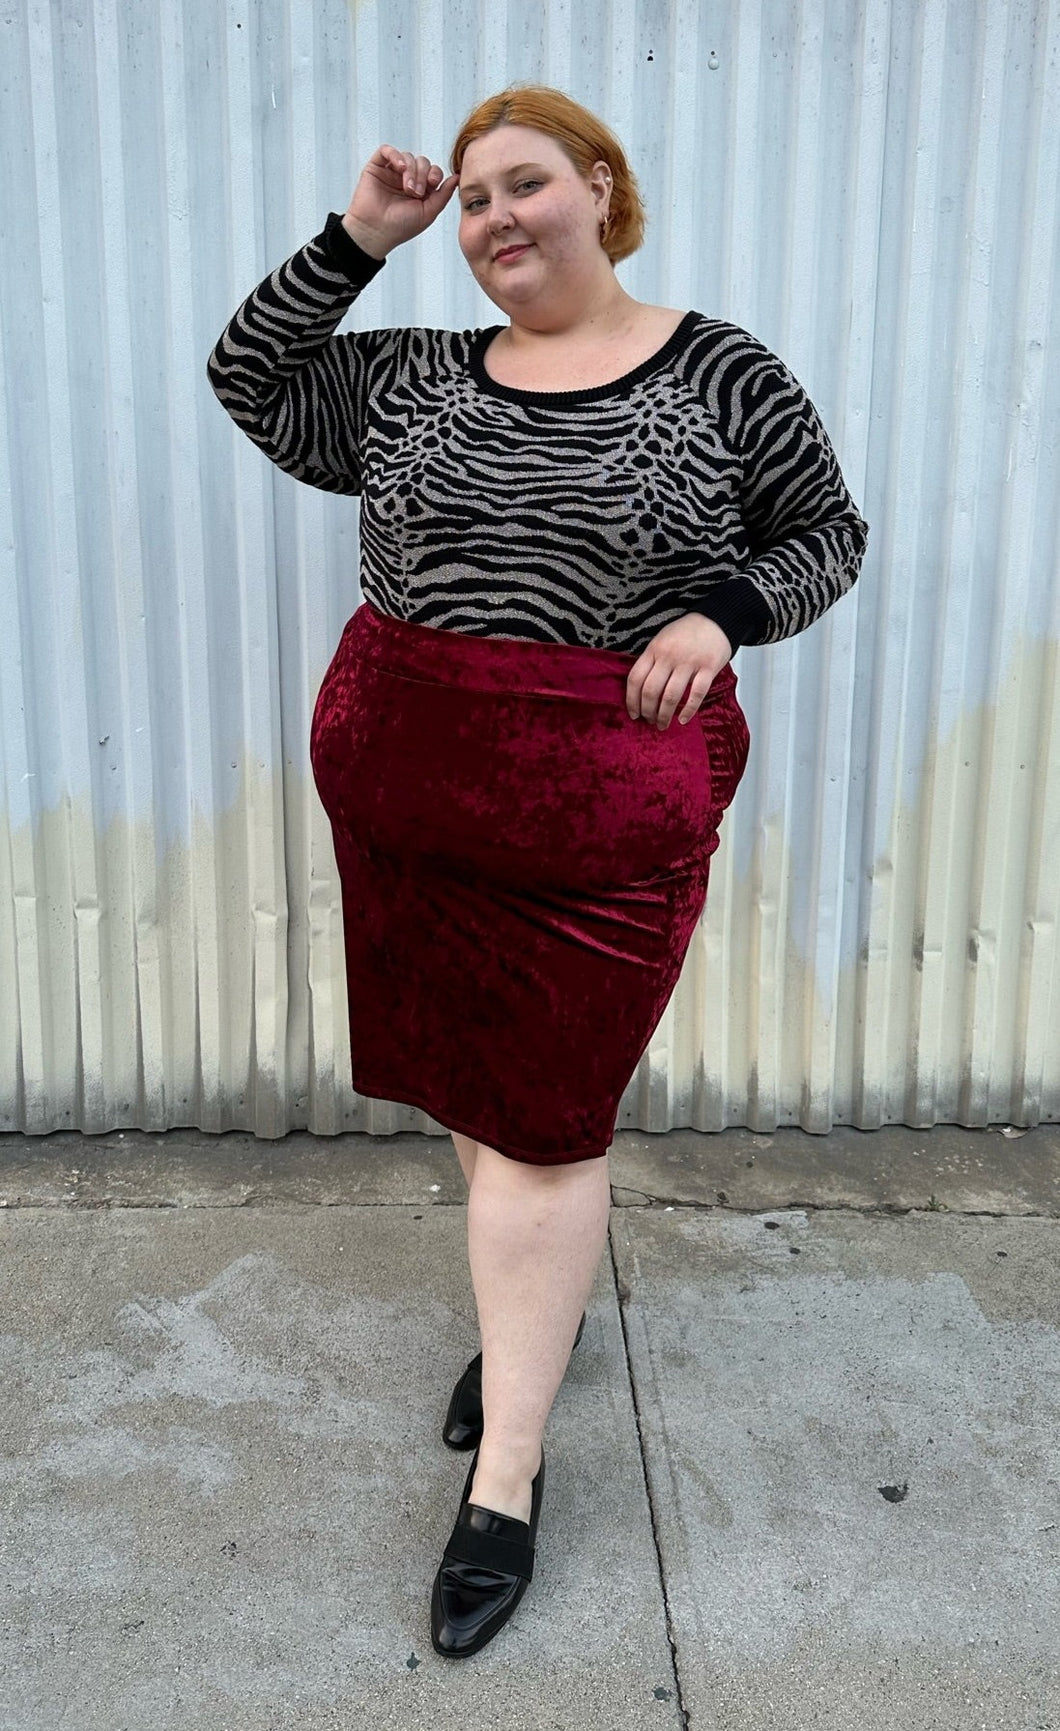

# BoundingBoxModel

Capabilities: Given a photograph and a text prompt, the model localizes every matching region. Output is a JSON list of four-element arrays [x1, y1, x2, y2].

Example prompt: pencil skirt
[[309, 600, 750, 1166]]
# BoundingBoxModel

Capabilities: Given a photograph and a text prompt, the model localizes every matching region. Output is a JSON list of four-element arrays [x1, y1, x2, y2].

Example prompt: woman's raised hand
[[341, 145, 460, 259]]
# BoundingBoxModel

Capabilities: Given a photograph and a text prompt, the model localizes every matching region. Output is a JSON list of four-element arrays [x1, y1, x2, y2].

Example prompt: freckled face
[[457, 124, 606, 303]]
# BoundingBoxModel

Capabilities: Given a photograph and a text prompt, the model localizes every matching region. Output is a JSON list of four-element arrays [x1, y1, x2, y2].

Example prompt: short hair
[[449, 84, 646, 265]]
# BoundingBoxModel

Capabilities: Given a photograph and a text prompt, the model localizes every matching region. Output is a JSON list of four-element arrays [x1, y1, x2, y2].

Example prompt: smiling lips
[[494, 244, 531, 262]]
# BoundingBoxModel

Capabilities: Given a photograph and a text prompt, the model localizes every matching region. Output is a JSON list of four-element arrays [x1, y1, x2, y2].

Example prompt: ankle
[[475, 1437, 543, 1484]]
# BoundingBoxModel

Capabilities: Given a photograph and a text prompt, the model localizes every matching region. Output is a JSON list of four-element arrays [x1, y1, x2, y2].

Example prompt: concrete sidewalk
[[1, 1124, 1058, 1730]]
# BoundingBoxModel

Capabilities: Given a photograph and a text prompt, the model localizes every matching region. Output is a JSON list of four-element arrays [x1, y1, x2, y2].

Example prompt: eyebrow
[[459, 163, 548, 194]]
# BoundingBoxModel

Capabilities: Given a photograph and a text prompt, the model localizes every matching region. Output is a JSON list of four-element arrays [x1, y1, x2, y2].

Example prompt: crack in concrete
[[613, 1189, 1060, 1219], [607, 1224, 691, 1731], [1, 1193, 1056, 1220]]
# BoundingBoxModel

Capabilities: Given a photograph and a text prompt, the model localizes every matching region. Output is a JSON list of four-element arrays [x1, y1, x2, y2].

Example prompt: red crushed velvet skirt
[[310, 600, 750, 1166]]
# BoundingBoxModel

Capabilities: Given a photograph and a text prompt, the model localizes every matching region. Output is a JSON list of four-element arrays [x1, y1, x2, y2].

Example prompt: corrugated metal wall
[[2, 0, 1057, 1137]]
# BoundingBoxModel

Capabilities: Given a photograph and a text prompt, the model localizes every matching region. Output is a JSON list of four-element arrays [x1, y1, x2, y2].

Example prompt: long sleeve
[[692, 333, 869, 648], [206, 213, 388, 495]]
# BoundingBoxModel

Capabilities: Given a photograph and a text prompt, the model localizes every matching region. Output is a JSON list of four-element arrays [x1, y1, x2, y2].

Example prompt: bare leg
[[450, 1129, 478, 1187], [465, 1142, 612, 1522]]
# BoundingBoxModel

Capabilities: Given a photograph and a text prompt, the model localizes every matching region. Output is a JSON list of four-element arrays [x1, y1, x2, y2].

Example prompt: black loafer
[[430, 1446, 545, 1658], [442, 1312, 586, 1451]]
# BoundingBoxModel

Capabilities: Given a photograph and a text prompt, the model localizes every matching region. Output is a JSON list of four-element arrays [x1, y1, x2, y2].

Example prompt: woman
[[207, 84, 867, 1658]]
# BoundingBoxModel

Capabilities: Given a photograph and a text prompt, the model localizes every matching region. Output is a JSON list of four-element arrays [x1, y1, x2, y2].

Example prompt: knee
[[474, 1141, 609, 1185]]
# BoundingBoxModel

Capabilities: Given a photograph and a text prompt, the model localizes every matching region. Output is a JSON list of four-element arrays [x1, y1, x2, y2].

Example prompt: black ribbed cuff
[[691, 575, 773, 649], [319, 211, 389, 285]]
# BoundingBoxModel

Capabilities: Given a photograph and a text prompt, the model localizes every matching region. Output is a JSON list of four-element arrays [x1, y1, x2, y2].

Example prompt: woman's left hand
[[626, 612, 734, 729]]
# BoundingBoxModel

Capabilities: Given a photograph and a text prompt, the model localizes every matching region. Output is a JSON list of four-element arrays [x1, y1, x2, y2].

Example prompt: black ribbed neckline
[[468, 310, 702, 405]]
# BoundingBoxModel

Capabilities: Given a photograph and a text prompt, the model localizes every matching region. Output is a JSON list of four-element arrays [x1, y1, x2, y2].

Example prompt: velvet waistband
[[356, 599, 738, 709]]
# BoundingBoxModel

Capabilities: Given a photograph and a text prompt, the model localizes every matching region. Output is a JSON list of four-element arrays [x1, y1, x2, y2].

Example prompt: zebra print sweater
[[207, 212, 868, 654]]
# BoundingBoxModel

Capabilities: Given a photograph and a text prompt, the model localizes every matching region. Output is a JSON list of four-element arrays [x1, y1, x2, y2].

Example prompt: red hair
[[449, 84, 646, 264]]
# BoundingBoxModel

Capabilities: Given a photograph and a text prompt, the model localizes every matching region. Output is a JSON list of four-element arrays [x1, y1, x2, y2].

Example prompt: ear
[[589, 158, 613, 213]]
